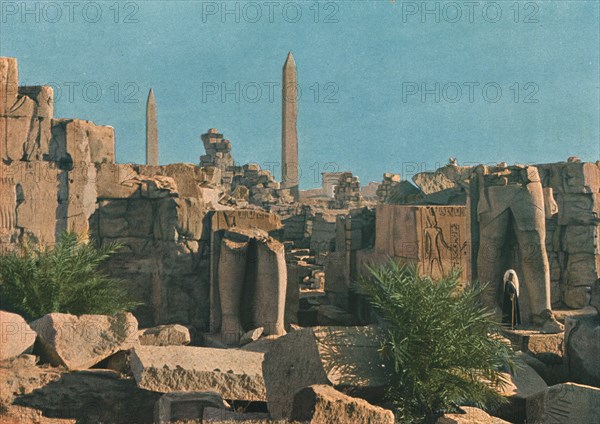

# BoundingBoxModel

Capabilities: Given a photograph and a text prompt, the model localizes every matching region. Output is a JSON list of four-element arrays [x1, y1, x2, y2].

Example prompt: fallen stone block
[[12, 369, 159, 424], [291, 384, 394, 424], [526, 383, 600, 424], [565, 316, 600, 387], [130, 346, 266, 401], [493, 359, 548, 423], [155, 391, 230, 424], [436, 406, 511, 424], [262, 325, 389, 419], [0, 354, 62, 407], [240, 327, 264, 346], [139, 324, 191, 346], [0, 310, 37, 361], [30, 312, 139, 370], [502, 329, 564, 364]]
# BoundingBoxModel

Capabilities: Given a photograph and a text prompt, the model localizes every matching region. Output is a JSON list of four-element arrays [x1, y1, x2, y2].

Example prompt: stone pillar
[[282, 52, 299, 200], [146, 88, 158, 166]]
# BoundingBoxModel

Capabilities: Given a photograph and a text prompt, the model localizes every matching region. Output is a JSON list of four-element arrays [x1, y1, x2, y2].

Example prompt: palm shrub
[[0, 232, 139, 321], [359, 260, 516, 423]]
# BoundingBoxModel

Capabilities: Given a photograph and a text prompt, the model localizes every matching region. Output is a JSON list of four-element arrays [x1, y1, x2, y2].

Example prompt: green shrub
[[0, 232, 140, 321], [360, 260, 516, 423]]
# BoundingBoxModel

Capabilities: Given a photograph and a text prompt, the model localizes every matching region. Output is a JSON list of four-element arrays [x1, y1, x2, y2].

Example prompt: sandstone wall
[[375, 204, 471, 282], [538, 162, 600, 308]]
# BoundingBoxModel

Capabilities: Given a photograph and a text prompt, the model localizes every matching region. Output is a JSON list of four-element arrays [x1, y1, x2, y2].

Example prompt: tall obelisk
[[146, 88, 158, 166], [282, 52, 299, 200]]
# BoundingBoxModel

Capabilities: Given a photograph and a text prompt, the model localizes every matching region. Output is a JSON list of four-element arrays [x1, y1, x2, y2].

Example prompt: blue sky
[[1, 0, 599, 188]]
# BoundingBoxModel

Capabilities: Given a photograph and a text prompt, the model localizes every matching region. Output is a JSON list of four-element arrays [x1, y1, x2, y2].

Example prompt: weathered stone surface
[[240, 327, 264, 346], [436, 407, 511, 424], [472, 165, 563, 332], [563, 225, 599, 254], [503, 329, 564, 363], [291, 385, 394, 424], [155, 391, 229, 424], [96, 163, 141, 199], [211, 209, 282, 232], [30, 312, 139, 370], [565, 253, 600, 289], [526, 383, 600, 424], [146, 89, 158, 166], [494, 359, 547, 423], [1, 58, 53, 162], [375, 204, 470, 281], [138, 324, 191, 346], [213, 228, 287, 345], [281, 52, 299, 200], [557, 193, 600, 226], [262, 325, 389, 419], [316, 304, 354, 325], [13, 369, 159, 424], [0, 405, 76, 424], [130, 346, 266, 401], [565, 316, 600, 387], [1, 161, 61, 245], [498, 360, 547, 400], [50, 118, 114, 165], [203, 407, 271, 422], [0, 354, 62, 407], [0, 311, 37, 361]]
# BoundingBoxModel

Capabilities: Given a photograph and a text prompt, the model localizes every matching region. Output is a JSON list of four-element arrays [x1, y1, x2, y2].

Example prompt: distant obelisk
[[282, 52, 299, 200], [146, 88, 158, 166]]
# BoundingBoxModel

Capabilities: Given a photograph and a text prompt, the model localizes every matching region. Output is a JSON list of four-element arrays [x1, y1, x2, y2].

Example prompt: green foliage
[[360, 260, 516, 423], [0, 232, 139, 321]]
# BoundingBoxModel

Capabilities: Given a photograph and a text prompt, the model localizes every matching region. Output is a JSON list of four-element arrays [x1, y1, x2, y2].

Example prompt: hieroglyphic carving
[[375, 205, 470, 281]]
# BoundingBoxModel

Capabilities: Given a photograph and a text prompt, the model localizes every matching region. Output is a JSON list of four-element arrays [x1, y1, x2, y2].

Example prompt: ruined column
[[282, 52, 299, 200], [146, 88, 158, 166]]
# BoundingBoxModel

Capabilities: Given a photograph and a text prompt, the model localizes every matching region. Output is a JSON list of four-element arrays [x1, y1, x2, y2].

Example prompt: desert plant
[[0, 232, 139, 321], [359, 260, 516, 423]]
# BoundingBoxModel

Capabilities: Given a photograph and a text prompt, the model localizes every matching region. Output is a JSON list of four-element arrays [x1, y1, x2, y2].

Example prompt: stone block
[[12, 369, 159, 424], [565, 253, 600, 287], [96, 163, 141, 199], [30, 312, 139, 370], [0, 311, 37, 361], [8, 161, 60, 244], [526, 383, 600, 424], [375, 204, 471, 281], [564, 316, 600, 387], [50, 119, 114, 165], [211, 209, 282, 233], [592, 279, 600, 314], [502, 329, 564, 363], [436, 407, 511, 424], [557, 193, 600, 226], [291, 385, 395, 424], [564, 286, 591, 309], [285, 263, 299, 326], [130, 346, 266, 401], [138, 324, 191, 346], [494, 359, 547, 423], [155, 391, 229, 424], [262, 325, 389, 419], [1, 60, 53, 162], [562, 225, 599, 255], [0, 57, 19, 114]]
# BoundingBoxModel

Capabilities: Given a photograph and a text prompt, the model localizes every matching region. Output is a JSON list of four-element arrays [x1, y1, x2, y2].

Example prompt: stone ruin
[[331, 172, 362, 209], [376, 172, 401, 203], [2, 55, 600, 423]]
